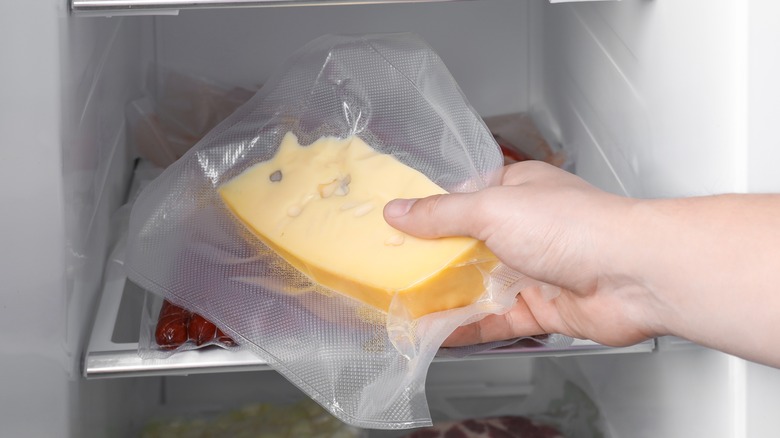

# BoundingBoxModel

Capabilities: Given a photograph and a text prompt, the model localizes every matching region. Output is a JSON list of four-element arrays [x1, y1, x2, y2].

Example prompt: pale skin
[[383, 160, 780, 368]]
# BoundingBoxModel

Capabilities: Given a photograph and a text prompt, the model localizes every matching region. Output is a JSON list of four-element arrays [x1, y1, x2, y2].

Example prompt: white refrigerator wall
[[2, 0, 780, 436], [62, 13, 161, 438], [742, 1, 780, 436], [540, 1, 780, 437], [537, 0, 749, 198], [746, 0, 780, 192], [0, 2, 71, 436], [1, 1, 156, 436], [152, 0, 531, 118]]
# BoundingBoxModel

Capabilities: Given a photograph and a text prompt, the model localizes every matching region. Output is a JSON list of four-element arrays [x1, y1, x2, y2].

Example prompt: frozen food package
[[126, 33, 572, 429]]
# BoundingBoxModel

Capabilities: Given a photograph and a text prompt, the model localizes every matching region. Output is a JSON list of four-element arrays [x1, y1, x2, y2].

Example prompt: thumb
[[383, 192, 488, 239]]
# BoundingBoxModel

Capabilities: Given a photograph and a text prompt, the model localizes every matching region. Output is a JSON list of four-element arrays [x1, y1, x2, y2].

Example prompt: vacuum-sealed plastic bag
[[127, 68, 255, 169], [126, 33, 570, 429]]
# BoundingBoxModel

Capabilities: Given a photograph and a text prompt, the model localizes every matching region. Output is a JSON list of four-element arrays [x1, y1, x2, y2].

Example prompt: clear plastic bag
[[126, 33, 570, 429], [483, 112, 568, 168], [126, 67, 255, 169], [400, 359, 605, 438]]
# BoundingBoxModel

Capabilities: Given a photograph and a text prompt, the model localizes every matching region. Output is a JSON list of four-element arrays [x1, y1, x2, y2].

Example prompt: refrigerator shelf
[[84, 243, 655, 379], [70, 0, 462, 16]]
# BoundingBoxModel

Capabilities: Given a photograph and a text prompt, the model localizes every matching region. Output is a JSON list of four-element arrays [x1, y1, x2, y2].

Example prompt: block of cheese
[[218, 132, 497, 318]]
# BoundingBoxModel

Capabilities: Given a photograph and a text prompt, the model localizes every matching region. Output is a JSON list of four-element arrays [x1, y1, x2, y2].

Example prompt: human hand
[[383, 161, 665, 348]]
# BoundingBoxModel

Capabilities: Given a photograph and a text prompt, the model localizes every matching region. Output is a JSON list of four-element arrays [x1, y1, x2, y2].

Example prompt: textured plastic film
[[126, 33, 570, 429]]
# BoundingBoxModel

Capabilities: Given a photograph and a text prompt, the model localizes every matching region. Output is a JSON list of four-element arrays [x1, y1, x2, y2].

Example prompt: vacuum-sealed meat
[[484, 113, 567, 168], [154, 301, 190, 350], [188, 313, 236, 347], [153, 299, 235, 350]]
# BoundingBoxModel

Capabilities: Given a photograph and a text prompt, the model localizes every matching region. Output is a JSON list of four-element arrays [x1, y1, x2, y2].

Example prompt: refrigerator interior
[[4, 0, 780, 436]]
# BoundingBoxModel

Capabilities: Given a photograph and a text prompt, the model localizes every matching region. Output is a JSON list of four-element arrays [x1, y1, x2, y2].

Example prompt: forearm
[[619, 195, 780, 366], [386, 161, 780, 366]]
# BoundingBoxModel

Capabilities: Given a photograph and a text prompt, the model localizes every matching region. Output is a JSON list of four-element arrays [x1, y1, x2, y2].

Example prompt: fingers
[[383, 161, 576, 240], [442, 282, 569, 347], [500, 160, 559, 185], [442, 296, 548, 347], [383, 192, 492, 240], [501, 160, 586, 189]]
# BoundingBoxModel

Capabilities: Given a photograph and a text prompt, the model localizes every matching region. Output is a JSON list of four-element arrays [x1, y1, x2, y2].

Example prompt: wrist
[[600, 197, 677, 339]]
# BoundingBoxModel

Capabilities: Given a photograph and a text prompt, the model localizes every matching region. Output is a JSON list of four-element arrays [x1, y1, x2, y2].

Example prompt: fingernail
[[384, 198, 417, 218]]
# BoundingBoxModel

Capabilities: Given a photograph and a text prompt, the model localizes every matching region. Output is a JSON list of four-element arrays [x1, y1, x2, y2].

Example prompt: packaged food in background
[[153, 299, 236, 351], [126, 67, 256, 169], [402, 416, 563, 438], [139, 292, 240, 358], [141, 399, 366, 438], [484, 113, 567, 168], [154, 300, 191, 350]]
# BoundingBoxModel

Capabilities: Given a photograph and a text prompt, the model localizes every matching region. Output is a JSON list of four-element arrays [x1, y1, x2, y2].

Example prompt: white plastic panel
[[0, 2, 76, 436], [539, 0, 748, 198], [566, 349, 743, 438], [538, 1, 780, 437], [63, 15, 156, 438], [745, 361, 780, 437], [743, 3, 780, 437], [153, 0, 530, 118], [64, 15, 149, 378], [0, 3, 154, 436], [747, 0, 780, 193]]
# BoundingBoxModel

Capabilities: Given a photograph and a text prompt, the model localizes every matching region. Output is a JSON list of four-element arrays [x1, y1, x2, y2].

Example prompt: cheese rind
[[218, 133, 497, 318]]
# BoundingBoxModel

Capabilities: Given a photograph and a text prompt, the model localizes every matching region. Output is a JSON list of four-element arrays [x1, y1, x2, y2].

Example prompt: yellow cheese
[[218, 132, 497, 318]]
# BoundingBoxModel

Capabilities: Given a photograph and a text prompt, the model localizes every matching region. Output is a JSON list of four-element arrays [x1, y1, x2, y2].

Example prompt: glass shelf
[[71, 0, 463, 16], [84, 246, 655, 379]]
